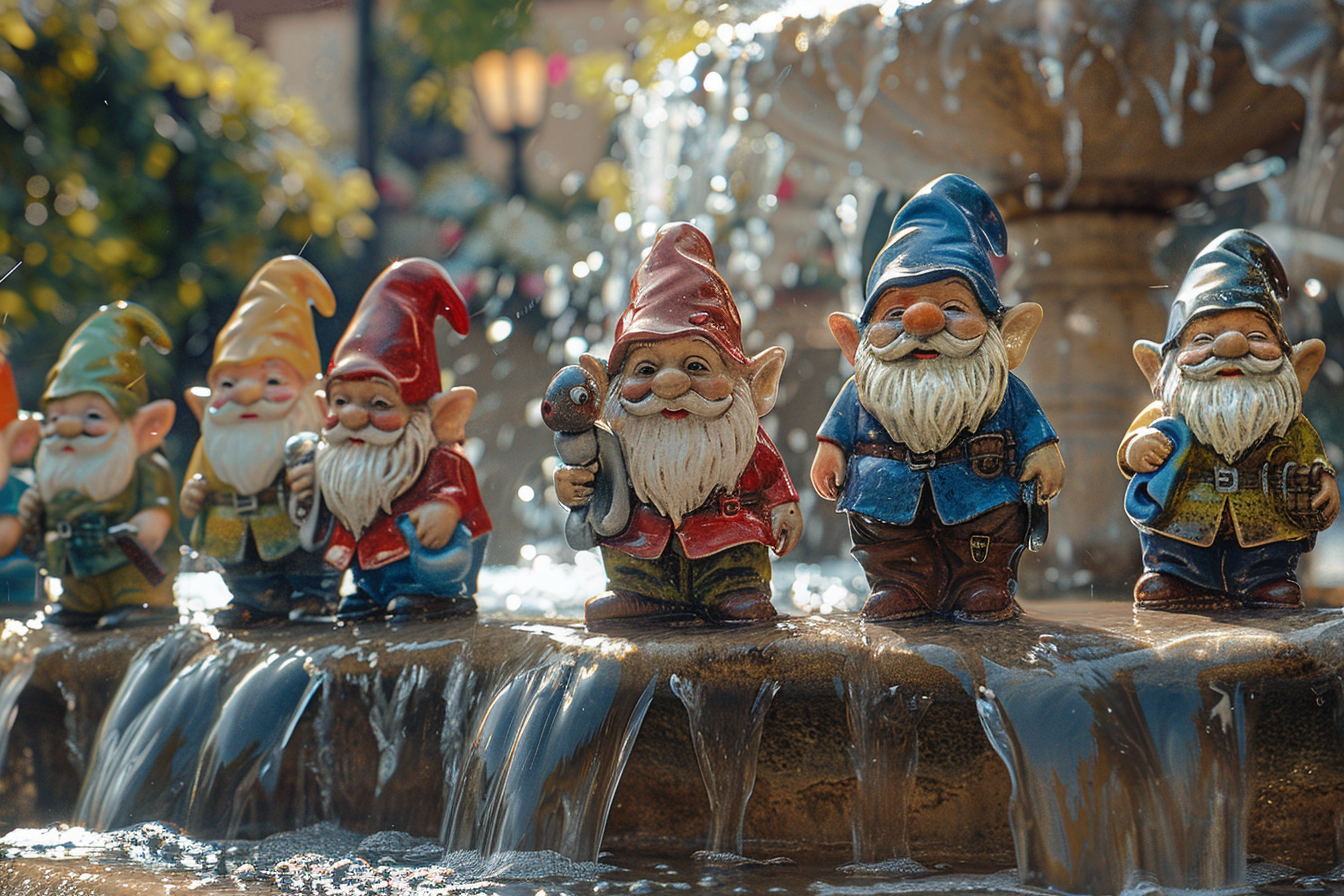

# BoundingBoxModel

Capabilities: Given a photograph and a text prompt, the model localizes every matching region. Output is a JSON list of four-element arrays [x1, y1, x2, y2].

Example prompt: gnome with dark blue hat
[[812, 174, 1065, 622], [1120, 229, 1339, 611]]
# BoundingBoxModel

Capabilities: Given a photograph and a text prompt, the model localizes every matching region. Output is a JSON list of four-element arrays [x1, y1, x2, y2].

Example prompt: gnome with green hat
[[1120, 229, 1340, 611], [19, 301, 183, 627]]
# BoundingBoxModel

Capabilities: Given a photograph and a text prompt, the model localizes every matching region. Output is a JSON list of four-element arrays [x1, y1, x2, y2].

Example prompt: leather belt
[[208, 485, 280, 513], [854, 431, 1016, 479]]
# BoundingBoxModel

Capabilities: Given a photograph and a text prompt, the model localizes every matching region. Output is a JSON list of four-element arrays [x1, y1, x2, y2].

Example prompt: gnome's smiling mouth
[[661, 409, 690, 419], [911, 349, 940, 360], [1217, 368, 1243, 377]]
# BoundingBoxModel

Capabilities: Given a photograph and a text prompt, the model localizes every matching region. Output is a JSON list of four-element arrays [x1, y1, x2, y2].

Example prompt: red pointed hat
[[608, 222, 747, 373], [0, 353, 17, 429], [328, 257, 469, 405]]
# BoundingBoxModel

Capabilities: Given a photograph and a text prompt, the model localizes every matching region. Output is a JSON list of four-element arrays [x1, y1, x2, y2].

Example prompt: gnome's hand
[[1314, 472, 1341, 527], [810, 441, 846, 501], [408, 500, 462, 550], [17, 488, 42, 533], [554, 462, 597, 508], [1019, 443, 1065, 502], [128, 507, 172, 554], [287, 461, 315, 508], [180, 474, 209, 519], [771, 501, 802, 556], [1125, 428, 1173, 474]]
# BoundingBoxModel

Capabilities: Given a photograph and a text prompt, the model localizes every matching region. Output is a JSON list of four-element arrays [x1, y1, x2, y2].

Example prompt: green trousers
[[600, 539, 772, 609], [57, 557, 179, 615]]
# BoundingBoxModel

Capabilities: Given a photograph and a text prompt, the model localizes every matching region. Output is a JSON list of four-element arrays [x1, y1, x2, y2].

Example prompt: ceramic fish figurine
[[1120, 229, 1339, 610], [553, 222, 802, 627], [19, 302, 182, 628], [0, 353, 40, 602], [179, 256, 341, 627], [542, 360, 630, 551], [286, 258, 492, 622], [812, 174, 1064, 622]]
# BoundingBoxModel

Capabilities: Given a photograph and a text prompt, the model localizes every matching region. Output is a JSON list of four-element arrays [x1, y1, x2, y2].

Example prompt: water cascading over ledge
[[5, 596, 1344, 894]]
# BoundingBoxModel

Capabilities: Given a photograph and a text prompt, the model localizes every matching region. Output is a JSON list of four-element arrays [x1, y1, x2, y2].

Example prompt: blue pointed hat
[[1162, 229, 1289, 352], [861, 173, 1007, 325]]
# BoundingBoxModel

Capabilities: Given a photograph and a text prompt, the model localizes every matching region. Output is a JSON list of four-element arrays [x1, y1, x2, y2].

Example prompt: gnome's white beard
[[36, 423, 139, 504], [854, 326, 1009, 454], [317, 409, 437, 539], [203, 393, 325, 496], [1162, 351, 1301, 462], [606, 379, 759, 528]]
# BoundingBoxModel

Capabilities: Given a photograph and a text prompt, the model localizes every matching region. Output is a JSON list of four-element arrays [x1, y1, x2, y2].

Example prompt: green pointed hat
[[43, 302, 172, 417]]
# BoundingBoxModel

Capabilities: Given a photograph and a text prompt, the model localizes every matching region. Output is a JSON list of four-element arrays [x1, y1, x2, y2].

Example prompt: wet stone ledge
[[1, 598, 1343, 881]]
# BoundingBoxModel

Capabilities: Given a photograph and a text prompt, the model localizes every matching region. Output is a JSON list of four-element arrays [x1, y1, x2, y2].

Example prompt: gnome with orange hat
[[19, 302, 182, 628], [0, 353, 40, 601], [553, 222, 802, 626], [287, 257, 491, 621], [180, 256, 340, 626]]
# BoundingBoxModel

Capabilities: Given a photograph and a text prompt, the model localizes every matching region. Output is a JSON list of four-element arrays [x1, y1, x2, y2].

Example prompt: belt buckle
[[1214, 466, 1238, 493], [233, 493, 260, 513], [55, 520, 72, 539], [720, 495, 741, 517], [907, 452, 937, 471]]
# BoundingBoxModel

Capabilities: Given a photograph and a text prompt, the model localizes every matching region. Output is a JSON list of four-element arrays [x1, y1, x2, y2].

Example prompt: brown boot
[[707, 588, 778, 623], [1242, 578, 1303, 609], [585, 590, 691, 627], [1133, 572, 1229, 611], [861, 585, 932, 621], [952, 584, 1020, 623]]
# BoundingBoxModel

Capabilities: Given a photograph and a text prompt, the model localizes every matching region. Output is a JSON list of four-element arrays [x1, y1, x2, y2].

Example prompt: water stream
[[0, 649, 34, 776]]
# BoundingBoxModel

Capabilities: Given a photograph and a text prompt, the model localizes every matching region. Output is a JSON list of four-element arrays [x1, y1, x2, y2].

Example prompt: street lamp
[[472, 48, 547, 198]]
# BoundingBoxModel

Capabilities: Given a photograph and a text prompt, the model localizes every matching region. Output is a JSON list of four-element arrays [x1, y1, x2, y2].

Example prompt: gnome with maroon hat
[[180, 256, 340, 626], [288, 257, 491, 621], [0, 352, 40, 601], [553, 222, 802, 625], [812, 174, 1065, 622]]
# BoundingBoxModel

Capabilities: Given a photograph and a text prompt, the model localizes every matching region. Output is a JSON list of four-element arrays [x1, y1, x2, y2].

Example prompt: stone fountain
[[4, 2, 1344, 894]]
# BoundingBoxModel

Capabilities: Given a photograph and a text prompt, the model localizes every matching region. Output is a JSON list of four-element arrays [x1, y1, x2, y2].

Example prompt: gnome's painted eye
[[569, 386, 590, 405]]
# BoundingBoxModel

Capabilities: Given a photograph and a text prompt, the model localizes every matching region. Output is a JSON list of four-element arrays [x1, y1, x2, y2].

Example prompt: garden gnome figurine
[[19, 302, 182, 628], [0, 354, 40, 601], [288, 257, 491, 621], [553, 222, 803, 626], [1120, 229, 1339, 610], [812, 174, 1065, 622], [180, 256, 341, 626]]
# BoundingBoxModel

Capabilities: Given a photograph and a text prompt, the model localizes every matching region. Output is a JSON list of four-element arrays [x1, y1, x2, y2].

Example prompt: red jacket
[[325, 445, 492, 571], [602, 428, 798, 560]]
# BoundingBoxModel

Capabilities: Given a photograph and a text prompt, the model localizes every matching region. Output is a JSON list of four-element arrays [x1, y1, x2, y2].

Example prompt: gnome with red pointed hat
[[288, 257, 491, 621], [0, 352, 40, 601], [180, 256, 341, 626], [553, 222, 802, 625], [20, 302, 182, 628]]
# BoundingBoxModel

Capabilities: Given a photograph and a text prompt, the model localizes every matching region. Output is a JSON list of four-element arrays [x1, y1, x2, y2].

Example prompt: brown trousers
[[848, 493, 1027, 613]]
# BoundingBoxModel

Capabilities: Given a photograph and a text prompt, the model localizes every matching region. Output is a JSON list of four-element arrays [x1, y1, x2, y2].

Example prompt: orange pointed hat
[[608, 222, 747, 374], [327, 258, 469, 405], [213, 256, 336, 381]]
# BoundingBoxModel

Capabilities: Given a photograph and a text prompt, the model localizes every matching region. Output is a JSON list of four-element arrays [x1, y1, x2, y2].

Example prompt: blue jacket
[[817, 374, 1057, 526]]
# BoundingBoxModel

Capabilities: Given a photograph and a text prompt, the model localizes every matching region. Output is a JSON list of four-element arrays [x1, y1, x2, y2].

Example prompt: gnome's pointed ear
[[747, 346, 786, 418], [1133, 340, 1164, 392], [3, 416, 40, 463], [131, 399, 176, 454], [579, 353, 609, 407], [1291, 338, 1326, 395], [428, 386, 477, 446], [829, 312, 862, 367], [999, 302, 1043, 370], [184, 387, 209, 423]]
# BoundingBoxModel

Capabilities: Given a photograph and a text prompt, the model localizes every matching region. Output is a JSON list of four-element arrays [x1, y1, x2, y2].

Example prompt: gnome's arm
[[1118, 402, 1169, 477], [811, 378, 859, 501]]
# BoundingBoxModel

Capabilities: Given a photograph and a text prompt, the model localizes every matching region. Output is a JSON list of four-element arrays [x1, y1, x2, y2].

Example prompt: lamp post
[[472, 48, 547, 198]]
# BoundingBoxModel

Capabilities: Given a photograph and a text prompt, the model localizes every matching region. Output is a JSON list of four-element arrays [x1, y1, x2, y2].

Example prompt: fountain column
[[1002, 210, 1173, 594]]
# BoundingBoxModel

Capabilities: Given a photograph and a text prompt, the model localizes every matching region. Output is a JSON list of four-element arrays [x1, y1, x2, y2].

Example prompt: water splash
[[836, 653, 930, 864], [0, 651, 34, 775], [670, 673, 781, 856], [361, 664, 430, 799], [447, 656, 656, 861]]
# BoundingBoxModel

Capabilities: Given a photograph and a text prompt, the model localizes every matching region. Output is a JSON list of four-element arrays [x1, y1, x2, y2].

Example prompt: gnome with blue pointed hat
[[812, 174, 1065, 622], [1120, 229, 1339, 611], [19, 302, 182, 628]]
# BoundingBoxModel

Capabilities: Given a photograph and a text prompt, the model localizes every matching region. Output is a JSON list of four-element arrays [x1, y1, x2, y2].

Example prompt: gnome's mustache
[[209, 397, 296, 424], [324, 421, 405, 446], [1178, 351, 1285, 380], [619, 389, 732, 418], [42, 431, 114, 452], [866, 329, 984, 361]]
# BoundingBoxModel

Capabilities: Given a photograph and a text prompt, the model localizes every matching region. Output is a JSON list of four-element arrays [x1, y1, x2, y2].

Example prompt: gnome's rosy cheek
[[620, 379, 652, 403], [368, 408, 410, 432]]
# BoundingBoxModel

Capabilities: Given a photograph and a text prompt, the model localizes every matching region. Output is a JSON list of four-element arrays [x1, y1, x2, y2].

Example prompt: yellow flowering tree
[[0, 0, 377, 396]]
